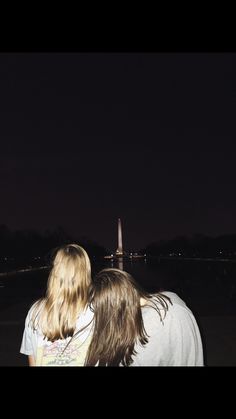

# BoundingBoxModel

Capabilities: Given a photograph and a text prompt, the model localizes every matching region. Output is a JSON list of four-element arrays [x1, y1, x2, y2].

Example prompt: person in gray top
[[85, 268, 204, 366], [20, 244, 93, 366]]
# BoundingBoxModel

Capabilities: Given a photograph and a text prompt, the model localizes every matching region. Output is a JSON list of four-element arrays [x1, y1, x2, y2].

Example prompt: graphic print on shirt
[[36, 335, 91, 366]]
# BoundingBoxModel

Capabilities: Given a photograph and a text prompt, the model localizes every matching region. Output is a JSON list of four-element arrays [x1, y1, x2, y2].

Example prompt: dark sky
[[1, 52, 236, 251]]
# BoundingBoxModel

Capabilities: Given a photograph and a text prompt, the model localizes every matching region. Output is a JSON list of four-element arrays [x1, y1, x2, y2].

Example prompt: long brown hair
[[30, 244, 91, 342], [85, 268, 170, 366]]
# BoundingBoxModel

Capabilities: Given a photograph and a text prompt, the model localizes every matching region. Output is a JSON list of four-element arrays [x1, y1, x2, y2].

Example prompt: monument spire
[[116, 218, 123, 256]]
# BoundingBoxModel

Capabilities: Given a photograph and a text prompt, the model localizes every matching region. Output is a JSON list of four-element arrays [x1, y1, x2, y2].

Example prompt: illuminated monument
[[115, 218, 124, 257], [104, 218, 145, 263]]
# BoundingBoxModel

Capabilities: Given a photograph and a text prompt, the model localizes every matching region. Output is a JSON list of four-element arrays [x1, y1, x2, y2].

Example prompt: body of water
[[0, 258, 236, 317]]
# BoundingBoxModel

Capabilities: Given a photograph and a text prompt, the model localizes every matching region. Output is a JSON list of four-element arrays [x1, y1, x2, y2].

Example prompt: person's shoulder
[[159, 292, 198, 326], [141, 293, 171, 322], [148, 291, 192, 323], [159, 291, 187, 309], [147, 292, 181, 311], [25, 299, 42, 322]]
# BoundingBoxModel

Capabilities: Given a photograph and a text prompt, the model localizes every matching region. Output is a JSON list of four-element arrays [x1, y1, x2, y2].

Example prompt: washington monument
[[115, 218, 124, 256]]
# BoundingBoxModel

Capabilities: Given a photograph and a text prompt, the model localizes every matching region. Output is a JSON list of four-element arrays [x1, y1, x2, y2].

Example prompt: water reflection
[[105, 258, 124, 270], [117, 258, 124, 271]]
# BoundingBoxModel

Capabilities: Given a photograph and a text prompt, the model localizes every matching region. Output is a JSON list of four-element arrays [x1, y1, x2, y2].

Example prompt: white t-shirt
[[131, 292, 204, 366], [20, 304, 94, 366]]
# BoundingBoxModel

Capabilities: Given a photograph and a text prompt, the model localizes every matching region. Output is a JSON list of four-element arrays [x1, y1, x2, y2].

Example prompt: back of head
[[85, 268, 149, 366], [33, 243, 92, 341], [47, 243, 91, 305]]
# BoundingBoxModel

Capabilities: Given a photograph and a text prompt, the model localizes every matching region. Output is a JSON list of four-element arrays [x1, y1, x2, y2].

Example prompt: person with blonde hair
[[20, 244, 93, 366], [85, 268, 204, 366]]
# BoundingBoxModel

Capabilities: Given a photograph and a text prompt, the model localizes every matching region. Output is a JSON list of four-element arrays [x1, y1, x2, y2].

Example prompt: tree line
[[144, 234, 236, 258], [0, 224, 107, 271]]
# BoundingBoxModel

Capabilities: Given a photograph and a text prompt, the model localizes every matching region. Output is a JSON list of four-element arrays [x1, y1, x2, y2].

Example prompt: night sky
[[1, 52, 236, 252]]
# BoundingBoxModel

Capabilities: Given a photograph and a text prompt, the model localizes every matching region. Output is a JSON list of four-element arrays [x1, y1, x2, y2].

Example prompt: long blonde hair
[[30, 244, 91, 342], [85, 268, 170, 366]]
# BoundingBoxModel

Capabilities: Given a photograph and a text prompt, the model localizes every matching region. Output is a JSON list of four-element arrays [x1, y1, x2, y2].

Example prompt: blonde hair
[[31, 244, 91, 342]]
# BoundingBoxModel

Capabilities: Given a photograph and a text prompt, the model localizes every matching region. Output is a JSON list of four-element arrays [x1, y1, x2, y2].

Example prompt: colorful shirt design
[[36, 334, 92, 366]]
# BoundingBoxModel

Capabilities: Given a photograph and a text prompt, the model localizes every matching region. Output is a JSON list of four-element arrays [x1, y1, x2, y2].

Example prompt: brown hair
[[85, 268, 170, 366]]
